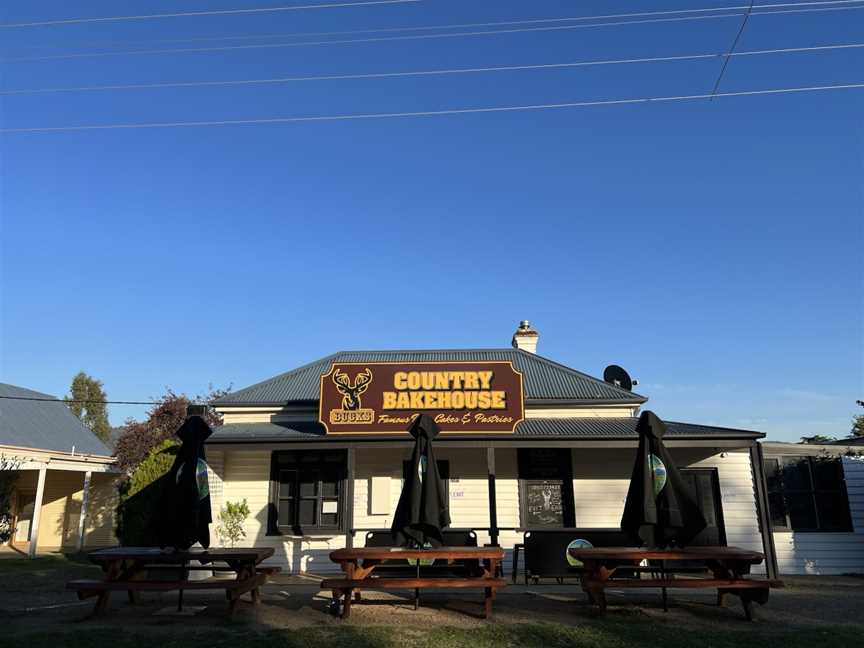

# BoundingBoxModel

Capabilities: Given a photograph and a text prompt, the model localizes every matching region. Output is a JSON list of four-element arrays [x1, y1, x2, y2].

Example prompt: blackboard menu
[[524, 480, 565, 527]]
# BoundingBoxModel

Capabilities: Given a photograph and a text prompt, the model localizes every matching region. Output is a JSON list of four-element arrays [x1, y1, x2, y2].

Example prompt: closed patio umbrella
[[621, 411, 706, 549], [158, 414, 213, 550], [391, 414, 451, 548]]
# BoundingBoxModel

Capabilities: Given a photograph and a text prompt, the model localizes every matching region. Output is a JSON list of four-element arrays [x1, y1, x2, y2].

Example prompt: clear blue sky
[[1, 1, 861, 441]]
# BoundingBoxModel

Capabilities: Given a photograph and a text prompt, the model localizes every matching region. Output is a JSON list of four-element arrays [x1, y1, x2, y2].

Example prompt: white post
[[77, 471, 92, 552], [28, 466, 48, 559]]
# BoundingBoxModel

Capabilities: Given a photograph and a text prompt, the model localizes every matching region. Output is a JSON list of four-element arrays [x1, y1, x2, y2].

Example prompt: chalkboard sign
[[524, 480, 566, 527]]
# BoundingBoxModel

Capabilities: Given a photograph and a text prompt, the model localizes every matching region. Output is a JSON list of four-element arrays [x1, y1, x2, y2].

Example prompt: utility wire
[[0, 395, 167, 405], [0, 0, 422, 29], [11, 1, 862, 51], [712, 0, 756, 97], [3, 82, 862, 133], [4, 43, 861, 96], [5, 3, 863, 63]]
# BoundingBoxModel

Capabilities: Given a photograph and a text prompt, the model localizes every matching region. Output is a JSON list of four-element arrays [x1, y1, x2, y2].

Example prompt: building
[[205, 323, 861, 577], [761, 441, 863, 574], [0, 383, 119, 557]]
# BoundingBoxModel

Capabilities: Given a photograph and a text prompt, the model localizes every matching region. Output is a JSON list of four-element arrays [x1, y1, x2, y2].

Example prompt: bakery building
[[206, 323, 863, 577]]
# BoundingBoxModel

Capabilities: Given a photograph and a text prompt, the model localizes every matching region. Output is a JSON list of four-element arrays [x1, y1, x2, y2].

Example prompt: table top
[[88, 547, 275, 564], [566, 546, 764, 562], [330, 546, 505, 562]]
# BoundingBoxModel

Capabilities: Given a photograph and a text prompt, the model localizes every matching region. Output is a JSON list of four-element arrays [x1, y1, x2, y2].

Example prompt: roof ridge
[[214, 352, 340, 402], [0, 382, 59, 400], [513, 349, 647, 402]]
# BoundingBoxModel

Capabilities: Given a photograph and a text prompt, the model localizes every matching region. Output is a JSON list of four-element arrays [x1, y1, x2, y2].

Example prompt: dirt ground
[[2, 557, 863, 638]]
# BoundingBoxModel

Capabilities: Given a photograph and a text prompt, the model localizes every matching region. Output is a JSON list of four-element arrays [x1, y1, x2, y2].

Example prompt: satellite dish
[[603, 365, 633, 391]]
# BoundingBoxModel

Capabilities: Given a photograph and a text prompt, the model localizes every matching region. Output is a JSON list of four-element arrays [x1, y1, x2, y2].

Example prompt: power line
[[11, 1, 860, 51], [4, 43, 861, 96], [0, 0, 422, 29], [0, 395, 165, 405], [712, 0, 756, 97], [3, 82, 861, 133], [5, 2, 863, 63]]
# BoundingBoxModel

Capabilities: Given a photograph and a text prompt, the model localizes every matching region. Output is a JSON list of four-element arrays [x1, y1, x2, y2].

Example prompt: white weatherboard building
[[204, 323, 862, 577]]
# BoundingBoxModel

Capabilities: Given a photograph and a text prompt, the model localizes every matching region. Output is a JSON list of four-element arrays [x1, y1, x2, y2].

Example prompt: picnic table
[[567, 546, 782, 620], [67, 547, 278, 617], [322, 546, 506, 619]]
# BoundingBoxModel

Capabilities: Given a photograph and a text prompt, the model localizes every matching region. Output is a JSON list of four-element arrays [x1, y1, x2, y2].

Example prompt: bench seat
[[595, 578, 783, 590], [322, 577, 506, 590]]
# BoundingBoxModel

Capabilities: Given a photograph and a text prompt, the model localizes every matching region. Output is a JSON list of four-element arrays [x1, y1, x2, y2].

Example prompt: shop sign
[[318, 361, 524, 435]]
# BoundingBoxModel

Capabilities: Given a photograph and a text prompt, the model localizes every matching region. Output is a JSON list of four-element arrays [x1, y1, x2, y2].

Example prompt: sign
[[318, 361, 524, 435]]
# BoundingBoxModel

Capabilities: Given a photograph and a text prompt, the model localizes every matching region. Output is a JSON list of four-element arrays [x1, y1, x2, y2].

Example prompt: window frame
[[764, 455, 853, 533], [268, 450, 346, 536]]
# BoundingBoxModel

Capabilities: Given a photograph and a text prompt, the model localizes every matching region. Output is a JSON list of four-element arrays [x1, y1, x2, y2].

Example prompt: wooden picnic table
[[323, 546, 506, 619], [67, 547, 278, 617], [567, 546, 782, 620]]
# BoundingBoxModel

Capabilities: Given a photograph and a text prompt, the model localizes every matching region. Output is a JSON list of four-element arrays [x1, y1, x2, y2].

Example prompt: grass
[[2, 556, 862, 648], [3, 620, 863, 648]]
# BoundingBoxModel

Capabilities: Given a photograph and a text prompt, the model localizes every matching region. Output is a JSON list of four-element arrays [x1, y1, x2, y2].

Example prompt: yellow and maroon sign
[[318, 361, 524, 435]]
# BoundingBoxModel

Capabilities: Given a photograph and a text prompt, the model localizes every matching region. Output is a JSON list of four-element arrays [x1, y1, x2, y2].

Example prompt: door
[[13, 490, 36, 544], [680, 468, 727, 546]]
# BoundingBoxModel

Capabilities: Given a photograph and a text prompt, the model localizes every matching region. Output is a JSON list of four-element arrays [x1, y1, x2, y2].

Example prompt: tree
[[216, 499, 250, 548], [65, 372, 111, 444], [851, 400, 864, 439], [113, 386, 226, 473], [799, 434, 835, 445]]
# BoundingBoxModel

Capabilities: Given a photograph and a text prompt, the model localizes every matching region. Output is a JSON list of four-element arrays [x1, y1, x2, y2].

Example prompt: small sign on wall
[[322, 501, 338, 514], [370, 476, 391, 515]]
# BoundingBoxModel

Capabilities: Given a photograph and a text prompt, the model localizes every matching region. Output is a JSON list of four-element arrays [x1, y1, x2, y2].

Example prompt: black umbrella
[[391, 414, 451, 547], [621, 411, 706, 548], [158, 414, 213, 551]]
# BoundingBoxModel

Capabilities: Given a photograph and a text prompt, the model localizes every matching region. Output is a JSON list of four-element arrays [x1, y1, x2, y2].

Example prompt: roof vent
[[511, 320, 539, 353]]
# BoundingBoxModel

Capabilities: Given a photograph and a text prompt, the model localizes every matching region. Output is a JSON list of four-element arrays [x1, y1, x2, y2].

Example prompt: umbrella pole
[[177, 559, 187, 612], [414, 558, 420, 610]]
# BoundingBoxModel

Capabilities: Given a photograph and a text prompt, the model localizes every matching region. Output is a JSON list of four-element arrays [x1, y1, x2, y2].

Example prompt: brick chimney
[[511, 320, 539, 353]]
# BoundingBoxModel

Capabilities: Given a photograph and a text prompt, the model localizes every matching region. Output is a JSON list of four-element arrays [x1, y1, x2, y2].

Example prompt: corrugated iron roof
[[0, 383, 113, 456], [212, 349, 646, 406], [208, 417, 761, 443]]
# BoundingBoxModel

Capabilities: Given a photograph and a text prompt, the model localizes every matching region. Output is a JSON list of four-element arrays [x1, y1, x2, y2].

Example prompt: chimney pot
[[512, 320, 539, 353]]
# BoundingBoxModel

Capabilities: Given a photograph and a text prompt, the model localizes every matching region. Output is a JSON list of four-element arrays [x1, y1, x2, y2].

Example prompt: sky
[[0, 0, 862, 442]]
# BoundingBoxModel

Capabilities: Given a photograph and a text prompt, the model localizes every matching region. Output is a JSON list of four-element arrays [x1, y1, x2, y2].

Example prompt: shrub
[[116, 439, 178, 545], [216, 499, 250, 548]]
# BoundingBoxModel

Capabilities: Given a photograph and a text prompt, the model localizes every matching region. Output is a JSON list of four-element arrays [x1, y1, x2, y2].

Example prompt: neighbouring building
[[0, 383, 119, 557], [205, 323, 862, 577]]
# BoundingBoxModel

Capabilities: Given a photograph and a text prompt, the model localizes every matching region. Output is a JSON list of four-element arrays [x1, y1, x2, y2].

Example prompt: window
[[268, 450, 346, 534], [518, 448, 576, 528], [764, 456, 853, 532]]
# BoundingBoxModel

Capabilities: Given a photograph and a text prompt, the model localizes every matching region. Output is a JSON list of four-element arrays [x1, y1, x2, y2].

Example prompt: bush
[[116, 440, 178, 545], [216, 499, 250, 548]]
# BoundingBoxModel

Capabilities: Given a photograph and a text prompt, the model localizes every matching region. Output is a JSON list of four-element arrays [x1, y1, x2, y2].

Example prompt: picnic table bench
[[567, 546, 783, 620], [67, 547, 278, 617], [322, 546, 506, 619]]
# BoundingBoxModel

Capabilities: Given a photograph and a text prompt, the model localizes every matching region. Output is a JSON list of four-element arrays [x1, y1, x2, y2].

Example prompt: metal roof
[[212, 349, 646, 406], [0, 383, 113, 456], [208, 417, 762, 443]]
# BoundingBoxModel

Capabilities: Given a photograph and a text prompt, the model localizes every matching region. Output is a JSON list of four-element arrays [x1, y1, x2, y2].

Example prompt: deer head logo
[[332, 368, 373, 411]]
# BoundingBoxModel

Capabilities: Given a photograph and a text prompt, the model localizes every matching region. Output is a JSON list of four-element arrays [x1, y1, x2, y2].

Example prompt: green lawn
[[2, 556, 862, 648], [4, 621, 863, 648]]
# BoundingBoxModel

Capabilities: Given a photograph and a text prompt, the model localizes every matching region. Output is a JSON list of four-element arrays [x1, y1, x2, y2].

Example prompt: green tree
[[799, 434, 835, 444], [851, 401, 864, 439], [216, 499, 250, 548], [65, 372, 111, 444]]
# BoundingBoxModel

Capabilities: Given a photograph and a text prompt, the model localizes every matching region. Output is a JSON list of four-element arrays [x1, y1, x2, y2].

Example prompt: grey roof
[[0, 383, 113, 456], [208, 417, 762, 443], [212, 349, 646, 406]]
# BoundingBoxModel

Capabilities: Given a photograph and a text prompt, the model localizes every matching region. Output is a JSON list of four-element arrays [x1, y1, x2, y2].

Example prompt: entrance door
[[13, 490, 36, 544], [680, 469, 727, 546]]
